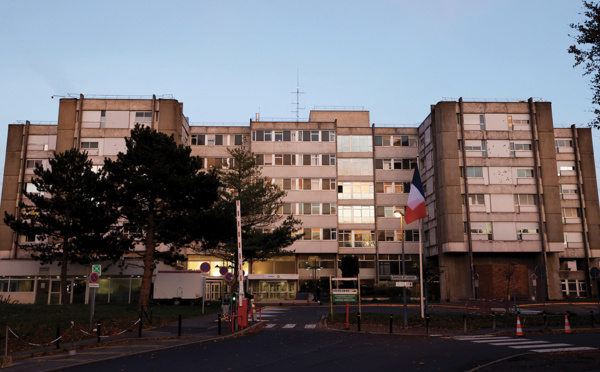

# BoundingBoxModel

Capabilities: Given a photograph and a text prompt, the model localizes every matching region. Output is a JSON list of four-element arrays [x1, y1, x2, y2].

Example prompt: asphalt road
[[57, 306, 600, 372]]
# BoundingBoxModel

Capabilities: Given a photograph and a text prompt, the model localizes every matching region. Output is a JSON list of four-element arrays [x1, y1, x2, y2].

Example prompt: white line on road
[[489, 340, 550, 346], [304, 324, 317, 329], [282, 324, 296, 328], [509, 343, 570, 349], [533, 346, 597, 353]]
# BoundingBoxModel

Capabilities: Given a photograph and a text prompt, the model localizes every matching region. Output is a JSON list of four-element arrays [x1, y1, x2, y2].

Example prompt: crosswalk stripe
[[509, 343, 570, 349], [470, 337, 515, 343], [489, 341, 550, 346], [534, 346, 597, 353], [265, 324, 276, 328], [304, 324, 317, 329], [282, 324, 296, 328]]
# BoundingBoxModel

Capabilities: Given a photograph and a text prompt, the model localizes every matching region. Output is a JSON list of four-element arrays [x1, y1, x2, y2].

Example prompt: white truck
[[152, 270, 206, 305]]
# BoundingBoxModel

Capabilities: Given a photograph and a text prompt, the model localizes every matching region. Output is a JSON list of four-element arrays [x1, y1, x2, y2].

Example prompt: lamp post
[[394, 210, 408, 328], [305, 260, 322, 302], [511, 262, 518, 311]]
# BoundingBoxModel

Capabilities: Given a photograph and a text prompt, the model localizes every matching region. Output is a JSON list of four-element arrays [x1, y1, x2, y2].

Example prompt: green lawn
[[0, 302, 221, 353]]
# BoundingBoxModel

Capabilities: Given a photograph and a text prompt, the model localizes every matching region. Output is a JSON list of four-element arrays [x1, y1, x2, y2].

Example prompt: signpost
[[332, 289, 358, 302], [391, 275, 417, 281], [89, 268, 100, 332], [395, 281, 413, 288]]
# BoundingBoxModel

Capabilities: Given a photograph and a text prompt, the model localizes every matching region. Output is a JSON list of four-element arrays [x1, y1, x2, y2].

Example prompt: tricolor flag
[[404, 165, 427, 225]]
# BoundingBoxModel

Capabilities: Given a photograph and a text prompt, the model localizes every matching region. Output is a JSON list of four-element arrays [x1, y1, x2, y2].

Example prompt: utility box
[[153, 270, 206, 305]]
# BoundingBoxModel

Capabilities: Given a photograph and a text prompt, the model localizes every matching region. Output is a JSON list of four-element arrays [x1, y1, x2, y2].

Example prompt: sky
[[1, 0, 599, 195]]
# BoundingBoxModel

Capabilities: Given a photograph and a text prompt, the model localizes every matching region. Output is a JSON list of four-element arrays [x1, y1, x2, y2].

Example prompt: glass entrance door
[[205, 281, 221, 301], [257, 281, 296, 300]]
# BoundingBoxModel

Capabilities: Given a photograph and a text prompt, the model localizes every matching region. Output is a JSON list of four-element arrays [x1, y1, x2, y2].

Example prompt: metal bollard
[[492, 312, 497, 332], [389, 314, 393, 334], [97, 323, 102, 343], [218, 313, 222, 335], [56, 327, 60, 349], [543, 313, 548, 330], [463, 314, 467, 335], [426, 316, 430, 335], [591, 311, 595, 328], [358, 313, 361, 332], [178, 315, 182, 337]]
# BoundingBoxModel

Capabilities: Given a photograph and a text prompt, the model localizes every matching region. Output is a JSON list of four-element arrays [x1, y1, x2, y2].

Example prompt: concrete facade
[[0, 96, 599, 304]]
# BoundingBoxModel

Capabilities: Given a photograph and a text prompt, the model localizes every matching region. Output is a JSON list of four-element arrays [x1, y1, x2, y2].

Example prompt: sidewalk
[[2, 312, 261, 372]]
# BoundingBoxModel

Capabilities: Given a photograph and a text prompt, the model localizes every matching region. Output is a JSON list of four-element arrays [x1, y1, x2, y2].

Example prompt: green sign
[[92, 265, 101, 276], [332, 289, 358, 302]]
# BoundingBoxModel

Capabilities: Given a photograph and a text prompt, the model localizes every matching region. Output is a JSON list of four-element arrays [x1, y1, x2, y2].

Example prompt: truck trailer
[[152, 270, 206, 305]]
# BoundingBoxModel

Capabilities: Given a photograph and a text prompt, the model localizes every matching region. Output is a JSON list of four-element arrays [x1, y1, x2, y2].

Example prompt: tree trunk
[[138, 212, 157, 312], [60, 252, 69, 305]]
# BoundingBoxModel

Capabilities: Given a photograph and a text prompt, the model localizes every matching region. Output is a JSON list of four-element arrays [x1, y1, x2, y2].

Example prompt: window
[[468, 194, 485, 205], [516, 223, 540, 240], [337, 135, 373, 152], [479, 114, 485, 130], [555, 139, 574, 152], [563, 207, 581, 222], [322, 154, 336, 166], [377, 230, 396, 242], [393, 136, 418, 147], [234, 134, 243, 145], [338, 159, 373, 176], [26, 160, 42, 169], [514, 194, 537, 212], [264, 131, 272, 141], [25, 182, 42, 195], [191, 135, 204, 145], [465, 140, 486, 156], [375, 182, 409, 194], [274, 131, 283, 141], [469, 222, 492, 240], [338, 230, 375, 247], [135, 112, 152, 122], [517, 168, 535, 178], [508, 115, 530, 130], [376, 206, 403, 217], [81, 141, 99, 149], [338, 182, 374, 199], [510, 141, 533, 157], [338, 206, 375, 224], [405, 230, 420, 242], [560, 184, 578, 197], [322, 178, 336, 191], [466, 166, 483, 178]]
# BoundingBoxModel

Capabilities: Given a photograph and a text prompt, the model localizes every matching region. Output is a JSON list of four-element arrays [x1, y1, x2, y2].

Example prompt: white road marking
[[265, 323, 276, 328], [282, 324, 296, 328], [304, 324, 317, 329], [510, 343, 570, 349], [534, 346, 597, 353], [489, 340, 550, 346]]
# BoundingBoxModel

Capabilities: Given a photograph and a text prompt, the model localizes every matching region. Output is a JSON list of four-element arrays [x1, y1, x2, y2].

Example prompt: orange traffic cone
[[564, 314, 572, 334], [516, 316, 524, 336]]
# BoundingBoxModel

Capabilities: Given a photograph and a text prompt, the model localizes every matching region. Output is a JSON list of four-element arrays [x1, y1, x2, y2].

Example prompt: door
[[205, 281, 221, 301], [35, 279, 49, 304]]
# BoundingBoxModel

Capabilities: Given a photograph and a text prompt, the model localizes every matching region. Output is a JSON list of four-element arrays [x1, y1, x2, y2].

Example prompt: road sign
[[89, 283, 99, 288], [395, 281, 413, 288], [200, 262, 210, 273], [332, 289, 358, 302], [92, 265, 101, 276], [390, 275, 418, 281], [89, 272, 99, 283], [219, 266, 229, 275], [224, 272, 234, 282]]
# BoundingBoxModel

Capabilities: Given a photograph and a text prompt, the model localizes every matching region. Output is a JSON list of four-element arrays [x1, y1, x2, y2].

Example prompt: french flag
[[404, 164, 427, 225]]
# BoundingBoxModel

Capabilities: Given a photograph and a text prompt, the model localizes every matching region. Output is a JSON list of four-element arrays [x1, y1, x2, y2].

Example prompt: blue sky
[[1, 0, 599, 194]]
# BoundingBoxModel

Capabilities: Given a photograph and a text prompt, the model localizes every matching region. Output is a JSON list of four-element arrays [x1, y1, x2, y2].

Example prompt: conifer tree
[[4, 149, 121, 305], [102, 125, 220, 310]]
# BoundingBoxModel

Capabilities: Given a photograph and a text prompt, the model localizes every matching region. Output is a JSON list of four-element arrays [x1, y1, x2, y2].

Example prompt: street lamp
[[305, 260, 322, 302], [394, 210, 409, 328]]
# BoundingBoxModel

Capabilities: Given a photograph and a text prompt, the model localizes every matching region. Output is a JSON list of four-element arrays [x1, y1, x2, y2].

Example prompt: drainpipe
[[528, 98, 549, 300], [571, 125, 592, 293], [458, 98, 475, 297], [12, 121, 30, 258]]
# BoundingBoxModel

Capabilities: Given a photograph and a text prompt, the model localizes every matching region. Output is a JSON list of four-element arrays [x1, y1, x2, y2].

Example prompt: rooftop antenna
[[291, 69, 305, 121]]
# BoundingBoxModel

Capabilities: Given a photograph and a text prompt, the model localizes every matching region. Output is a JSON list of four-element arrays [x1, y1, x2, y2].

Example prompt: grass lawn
[[0, 302, 221, 353]]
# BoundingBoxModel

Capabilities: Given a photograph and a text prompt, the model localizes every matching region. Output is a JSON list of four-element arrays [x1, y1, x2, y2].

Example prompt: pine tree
[[3, 149, 121, 305], [102, 125, 220, 310], [198, 147, 302, 270]]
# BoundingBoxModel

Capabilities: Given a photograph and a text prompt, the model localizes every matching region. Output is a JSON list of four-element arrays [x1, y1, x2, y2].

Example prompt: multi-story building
[[0, 96, 598, 304]]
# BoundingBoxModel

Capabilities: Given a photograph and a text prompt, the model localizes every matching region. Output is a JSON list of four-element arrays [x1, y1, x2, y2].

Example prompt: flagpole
[[419, 218, 424, 318]]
